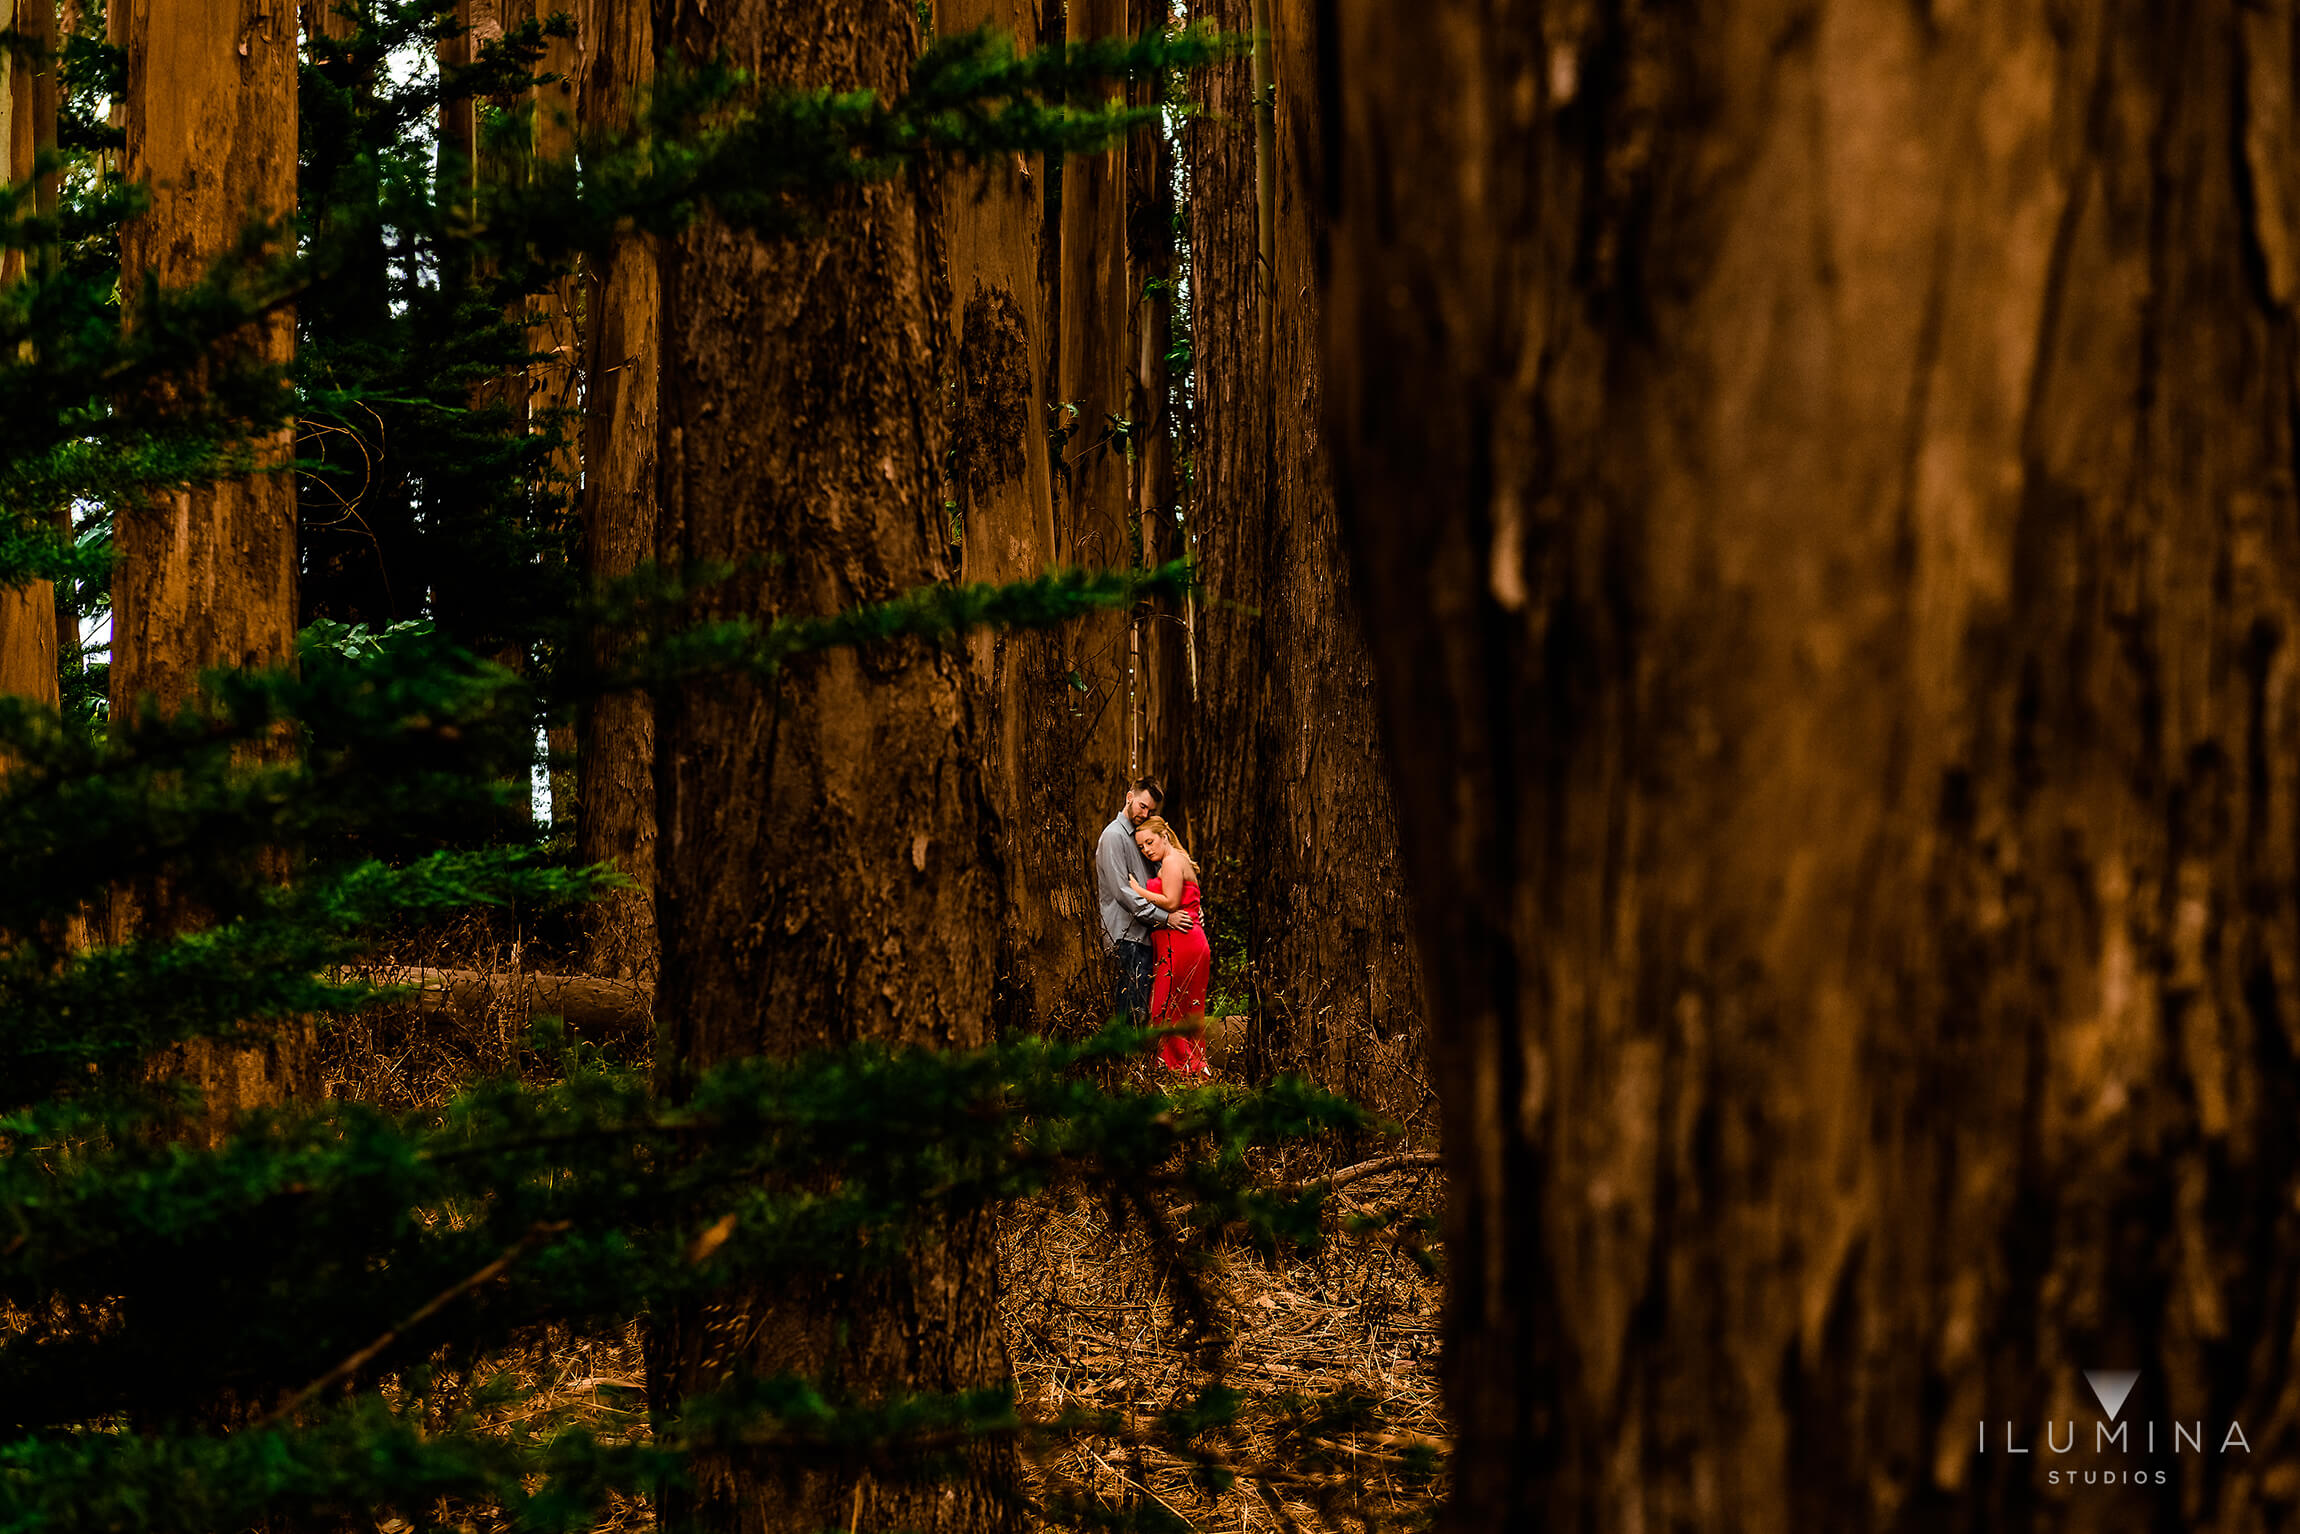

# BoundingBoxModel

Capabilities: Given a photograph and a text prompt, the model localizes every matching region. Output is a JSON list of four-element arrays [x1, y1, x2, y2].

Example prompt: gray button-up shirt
[[1096, 813, 1168, 949]]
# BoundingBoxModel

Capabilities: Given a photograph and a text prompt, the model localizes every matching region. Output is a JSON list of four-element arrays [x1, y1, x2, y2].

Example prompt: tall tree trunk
[[1123, 0, 1184, 802], [942, 0, 1101, 1031], [520, 0, 579, 837], [1054, 0, 1142, 861], [11, 0, 78, 957], [2, 0, 23, 289], [0, 0, 59, 713], [436, 0, 486, 228], [26, 0, 54, 285], [1183, 0, 1423, 1118], [0, 577, 58, 713], [299, 0, 353, 38], [649, 4, 1009, 1530], [25, 0, 67, 708], [574, 0, 657, 980], [1326, 2, 2300, 1528], [115, 0, 306, 1119], [1179, 0, 1262, 873], [520, 3, 578, 535]]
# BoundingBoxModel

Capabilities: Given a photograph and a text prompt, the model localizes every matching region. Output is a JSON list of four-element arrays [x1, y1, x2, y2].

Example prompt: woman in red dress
[[1127, 815, 1213, 1076]]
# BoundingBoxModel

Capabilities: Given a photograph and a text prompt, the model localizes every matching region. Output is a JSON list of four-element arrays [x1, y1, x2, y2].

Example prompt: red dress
[[1148, 876, 1213, 1075]]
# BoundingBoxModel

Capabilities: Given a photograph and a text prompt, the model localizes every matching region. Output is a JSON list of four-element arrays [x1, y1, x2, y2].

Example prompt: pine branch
[[588, 560, 1198, 693], [256, 1219, 571, 1426]]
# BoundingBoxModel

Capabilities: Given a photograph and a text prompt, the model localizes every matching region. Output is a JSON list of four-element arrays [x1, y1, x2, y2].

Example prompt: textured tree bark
[[0, 575, 59, 712], [941, 0, 1105, 1032], [649, 3, 1010, 1530], [28, 0, 48, 269], [1123, 0, 1180, 788], [298, 0, 354, 38], [575, 0, 658, 981], [114, 0, 306, 1119], [1179, 0, 1263, 873], [30, 0, 68, 706], [30, 0, 60, 683], [1324, 2, 2300, 1529], [1182, 0, 1423, 1120], [523, 0, 580, 568], [472, 0, 531, 441], [1053, 0, 1145, 857], [2, 0, 22, 288]]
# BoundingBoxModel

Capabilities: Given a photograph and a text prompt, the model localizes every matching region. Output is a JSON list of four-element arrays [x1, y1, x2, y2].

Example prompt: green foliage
[[479, 23, 1231, 282], [0, 1020, 1363, 1423], [294, 0, 579, 649], [579, 559, 1197, 694]]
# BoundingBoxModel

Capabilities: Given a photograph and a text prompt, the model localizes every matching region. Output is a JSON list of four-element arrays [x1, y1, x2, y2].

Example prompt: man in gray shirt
[[1097, 776, 1194, 1023]]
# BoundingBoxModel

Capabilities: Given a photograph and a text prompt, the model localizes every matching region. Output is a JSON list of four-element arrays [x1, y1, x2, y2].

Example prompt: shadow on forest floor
[[1002, 1146, 1448, 1531]]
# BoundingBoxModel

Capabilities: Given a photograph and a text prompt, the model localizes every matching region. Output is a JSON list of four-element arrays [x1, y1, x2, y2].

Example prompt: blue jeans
[[1110, 938, 1155, 1024]]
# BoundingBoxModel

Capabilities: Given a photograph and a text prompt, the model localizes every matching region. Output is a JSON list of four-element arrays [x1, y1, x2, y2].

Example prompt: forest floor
[[999, 1147, 1447, 1533], [442, 1169, 1448, 1534], [323, 923, 1450, 1533]]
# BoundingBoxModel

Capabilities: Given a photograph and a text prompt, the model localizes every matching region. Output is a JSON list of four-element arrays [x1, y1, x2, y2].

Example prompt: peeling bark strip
[[649, 2, 1010, 1530], [114, 0, 306, 1123], [1183, 0, 1424, 1121], [1324, 2, 2300, 1529]]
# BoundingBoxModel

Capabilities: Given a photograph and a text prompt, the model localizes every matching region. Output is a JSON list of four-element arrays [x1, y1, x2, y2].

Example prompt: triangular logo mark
[[2086, 1370, 2140, 1421]]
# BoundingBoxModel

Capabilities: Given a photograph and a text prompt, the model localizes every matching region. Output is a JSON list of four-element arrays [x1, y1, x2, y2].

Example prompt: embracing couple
[[1094, 777, 1213, 1076]]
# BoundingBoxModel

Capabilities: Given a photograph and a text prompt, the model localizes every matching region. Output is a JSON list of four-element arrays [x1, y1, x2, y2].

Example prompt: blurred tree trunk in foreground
[[574, 0, 658, 980], [649, 2, 1010, 1530], [1184, 0, 1424, 1124], [1325, 3, 2300, 1528], [114, 0, 307, 1120]]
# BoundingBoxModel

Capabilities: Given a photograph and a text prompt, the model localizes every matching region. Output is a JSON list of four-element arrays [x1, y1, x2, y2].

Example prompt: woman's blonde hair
[[1136, 815, 1191, 868]]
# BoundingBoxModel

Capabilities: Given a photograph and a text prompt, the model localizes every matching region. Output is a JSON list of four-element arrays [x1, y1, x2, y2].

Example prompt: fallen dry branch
[[1312, 1152, 1443, 1195], [366, 966, 652, 1033]]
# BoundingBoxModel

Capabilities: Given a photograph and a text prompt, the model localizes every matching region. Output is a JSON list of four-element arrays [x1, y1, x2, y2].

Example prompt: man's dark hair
[[1131, 776, 1164, 807]]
